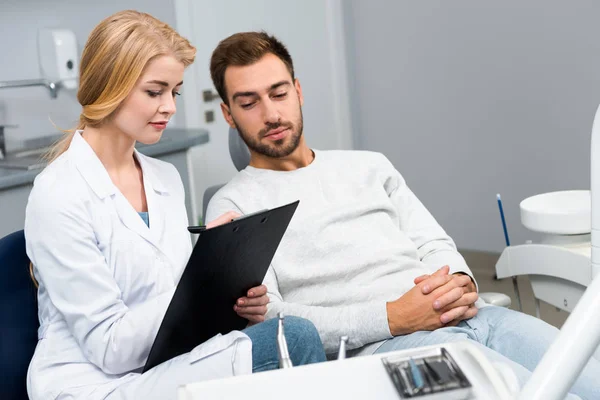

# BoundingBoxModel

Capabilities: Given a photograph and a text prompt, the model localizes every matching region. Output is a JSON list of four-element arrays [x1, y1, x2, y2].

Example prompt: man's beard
[[234, 107, 304, 159]]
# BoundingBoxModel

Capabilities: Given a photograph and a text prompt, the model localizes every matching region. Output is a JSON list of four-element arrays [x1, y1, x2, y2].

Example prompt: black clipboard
[[143, 200, 299, 372]]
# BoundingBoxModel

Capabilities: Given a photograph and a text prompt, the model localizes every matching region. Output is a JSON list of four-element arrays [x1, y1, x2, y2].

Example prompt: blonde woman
[[24, 10, 325, 400]]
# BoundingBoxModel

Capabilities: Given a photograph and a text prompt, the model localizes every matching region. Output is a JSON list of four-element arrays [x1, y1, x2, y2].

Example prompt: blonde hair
[[29, 262, 38, 289], [45, 10, 196, 162]]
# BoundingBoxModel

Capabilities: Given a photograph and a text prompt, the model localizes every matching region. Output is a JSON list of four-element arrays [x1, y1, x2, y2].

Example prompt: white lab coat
[[24, 132, 252, 400]]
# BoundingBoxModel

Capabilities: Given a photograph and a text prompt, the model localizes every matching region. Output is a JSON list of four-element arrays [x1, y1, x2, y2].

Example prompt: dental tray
[[382, 347, 472, 399]]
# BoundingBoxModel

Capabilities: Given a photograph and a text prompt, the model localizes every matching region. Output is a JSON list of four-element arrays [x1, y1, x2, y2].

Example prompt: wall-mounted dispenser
[[37, 28, 78, 90], [0, 28, 78, 98]]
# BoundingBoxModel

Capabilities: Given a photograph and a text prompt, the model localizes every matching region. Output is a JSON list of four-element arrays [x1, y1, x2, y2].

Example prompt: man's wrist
[[386, 301, 408, 336]]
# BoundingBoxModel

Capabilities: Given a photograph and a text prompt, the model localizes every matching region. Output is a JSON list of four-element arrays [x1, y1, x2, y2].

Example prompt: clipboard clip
[[188, 209, 269, 234]]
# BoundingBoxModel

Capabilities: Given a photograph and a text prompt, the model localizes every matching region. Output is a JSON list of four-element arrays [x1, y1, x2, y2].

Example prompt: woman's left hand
[[234, 284, 269, 324]]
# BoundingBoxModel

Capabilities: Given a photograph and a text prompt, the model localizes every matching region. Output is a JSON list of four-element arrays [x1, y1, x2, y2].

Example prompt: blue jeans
[[374, 306, 600, 400], [243, 316, 326, 372]]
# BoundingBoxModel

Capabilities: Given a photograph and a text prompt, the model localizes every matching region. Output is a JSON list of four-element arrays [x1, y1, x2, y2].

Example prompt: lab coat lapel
[[68, 132, 163, 250], [112, 192, 157, 246], [112, 151, 170, 252], [135, 150, 169, 255], [142, 174, 165, 249]]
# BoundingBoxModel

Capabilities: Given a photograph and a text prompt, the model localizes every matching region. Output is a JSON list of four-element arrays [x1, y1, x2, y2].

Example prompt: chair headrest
[[228, 127, 250, 172]]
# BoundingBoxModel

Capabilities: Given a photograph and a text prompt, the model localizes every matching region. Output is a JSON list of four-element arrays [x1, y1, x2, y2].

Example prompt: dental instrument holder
[[518, 103, 600, 399], [381, 347, 472, 399], [338, 336, 348, 360], [277, 313, 293, 369]]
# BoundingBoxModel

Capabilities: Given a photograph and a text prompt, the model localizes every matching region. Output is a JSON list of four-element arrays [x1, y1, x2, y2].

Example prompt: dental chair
[[0, 230, 39, 400], [180, 104, 600, 400], [202, 128, 251, 220], [495, 190, 592, 318], [203, 128, 511, 308]]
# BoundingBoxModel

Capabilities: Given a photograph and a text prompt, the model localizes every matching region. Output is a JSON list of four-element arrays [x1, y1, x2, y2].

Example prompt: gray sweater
[[206, 150, 476, 356]]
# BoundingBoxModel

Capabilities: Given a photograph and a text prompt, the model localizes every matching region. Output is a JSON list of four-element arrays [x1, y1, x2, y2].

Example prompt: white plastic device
[[37, 28, 78, 89]]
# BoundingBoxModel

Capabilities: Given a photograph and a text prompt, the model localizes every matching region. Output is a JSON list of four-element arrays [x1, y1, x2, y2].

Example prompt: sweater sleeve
[[263, 266, 392, 354], [379, 154, 478, 291]]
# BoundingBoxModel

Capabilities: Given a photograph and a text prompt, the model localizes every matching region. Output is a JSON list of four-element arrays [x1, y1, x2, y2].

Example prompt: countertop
[[0, 128, 209, 190]]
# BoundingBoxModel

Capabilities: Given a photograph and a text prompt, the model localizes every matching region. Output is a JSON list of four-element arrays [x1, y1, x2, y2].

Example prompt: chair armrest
[[479, 292, 511, 308]]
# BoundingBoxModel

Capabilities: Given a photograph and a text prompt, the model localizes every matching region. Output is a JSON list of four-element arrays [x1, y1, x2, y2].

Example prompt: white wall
[[345, 0, 600, 252], [0, 0, 184, 146]]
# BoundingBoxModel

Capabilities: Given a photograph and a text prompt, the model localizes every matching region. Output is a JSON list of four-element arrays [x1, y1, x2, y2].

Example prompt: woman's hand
[[234, 284, 269, 324]]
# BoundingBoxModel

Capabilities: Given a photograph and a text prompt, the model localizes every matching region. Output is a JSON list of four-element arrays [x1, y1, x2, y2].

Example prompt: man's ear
[[220, 103, 236, 129], [294, 78, 304, 107]]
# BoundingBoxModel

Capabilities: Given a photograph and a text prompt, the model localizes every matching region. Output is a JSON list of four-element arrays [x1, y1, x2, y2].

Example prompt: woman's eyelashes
[[146, 90, 182, 98], [146, 90, 161, 97]]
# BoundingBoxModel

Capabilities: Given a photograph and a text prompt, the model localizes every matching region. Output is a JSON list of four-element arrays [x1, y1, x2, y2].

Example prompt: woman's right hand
[[206, 211, 241, 229]]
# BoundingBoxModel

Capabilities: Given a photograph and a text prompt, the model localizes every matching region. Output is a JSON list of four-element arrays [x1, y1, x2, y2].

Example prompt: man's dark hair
[[210, 31, 295, 106]]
